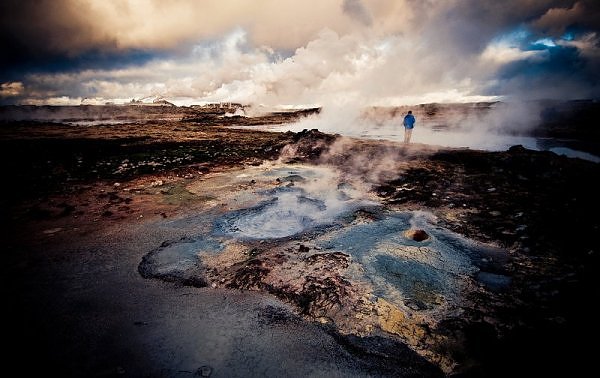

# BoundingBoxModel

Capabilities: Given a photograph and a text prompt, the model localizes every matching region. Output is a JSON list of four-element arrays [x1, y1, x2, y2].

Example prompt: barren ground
[[2, 118, 598, 376]]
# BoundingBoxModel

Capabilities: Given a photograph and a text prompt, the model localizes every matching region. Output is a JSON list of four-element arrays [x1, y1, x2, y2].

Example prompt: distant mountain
[[127, 97, 175, 106]]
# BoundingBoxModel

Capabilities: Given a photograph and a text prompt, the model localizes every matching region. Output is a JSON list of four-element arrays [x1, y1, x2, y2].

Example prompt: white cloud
[[16, 25, 508, 107], [481, 43, 549, 65], [557, 32, 600, 58]]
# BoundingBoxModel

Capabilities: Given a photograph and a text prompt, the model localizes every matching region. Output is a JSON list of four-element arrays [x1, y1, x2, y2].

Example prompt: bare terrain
[[1, 107, 599, 376]]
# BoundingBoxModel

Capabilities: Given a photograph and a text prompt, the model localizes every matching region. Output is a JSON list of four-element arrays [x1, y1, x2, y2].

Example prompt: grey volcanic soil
[[5, 221, 436, 377]]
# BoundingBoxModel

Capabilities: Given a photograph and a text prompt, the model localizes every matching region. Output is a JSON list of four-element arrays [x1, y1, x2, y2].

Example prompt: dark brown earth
[[2, 114, 599, 377]]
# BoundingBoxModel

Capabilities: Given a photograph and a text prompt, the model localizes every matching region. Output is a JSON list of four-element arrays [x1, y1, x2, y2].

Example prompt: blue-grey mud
[[2, 110, 599, 377], [137, 163, 511, 371]]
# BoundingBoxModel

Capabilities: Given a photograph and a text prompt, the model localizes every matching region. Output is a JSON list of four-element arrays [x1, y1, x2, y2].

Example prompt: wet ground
[[2, 117, 599, 376], [135, 163, 515, 371]]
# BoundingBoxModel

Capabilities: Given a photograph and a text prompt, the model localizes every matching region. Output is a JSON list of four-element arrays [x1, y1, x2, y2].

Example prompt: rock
[[405, 299, 426, 311], [42, 227, 63, 235], [298, 244, 310, 253], [404, 229, 430, 242], [150, 179, 164, 187], [197, 365, 212, 377], [508, 144, 527, 153]]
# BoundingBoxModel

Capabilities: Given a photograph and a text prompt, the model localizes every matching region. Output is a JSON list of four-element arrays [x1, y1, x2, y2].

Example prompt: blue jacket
[[403, 114, 415, 129]]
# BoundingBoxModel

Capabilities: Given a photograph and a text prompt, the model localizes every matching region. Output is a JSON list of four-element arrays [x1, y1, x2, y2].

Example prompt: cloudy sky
[[1, 0, 599, 106]]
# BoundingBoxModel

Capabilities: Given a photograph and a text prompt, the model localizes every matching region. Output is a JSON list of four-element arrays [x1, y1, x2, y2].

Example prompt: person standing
[[403, 110, 416, 143]]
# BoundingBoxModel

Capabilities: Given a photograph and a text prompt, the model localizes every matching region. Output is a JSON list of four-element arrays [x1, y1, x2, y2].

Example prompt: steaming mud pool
[[138, 163, 511, 371]]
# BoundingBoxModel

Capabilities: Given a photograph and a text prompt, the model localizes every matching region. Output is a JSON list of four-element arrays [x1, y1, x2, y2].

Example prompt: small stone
[[198, 365, 212, 377], [113, 182, 121, 187], [487, 187, 496, 192], [42, 227, 63, 235], [298, 244, 310, 253], [405, 300, 425, 311]]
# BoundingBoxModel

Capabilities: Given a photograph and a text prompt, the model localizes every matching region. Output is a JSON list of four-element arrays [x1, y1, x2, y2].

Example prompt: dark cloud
[[420, 1, 570, 55], [414, 0, 600, 99], [0, 0, 117, 80], [532, 0, 600, 36], [342, 0, 373, 26], [487, 44, 597, 98]]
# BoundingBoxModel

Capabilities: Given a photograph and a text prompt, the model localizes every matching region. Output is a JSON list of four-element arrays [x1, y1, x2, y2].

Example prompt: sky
[[0, 0, 599, 106]]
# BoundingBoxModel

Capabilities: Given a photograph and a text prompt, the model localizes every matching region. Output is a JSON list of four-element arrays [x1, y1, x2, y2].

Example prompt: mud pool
[[138, 163, 511, 367], [315, 210, 509, 312]]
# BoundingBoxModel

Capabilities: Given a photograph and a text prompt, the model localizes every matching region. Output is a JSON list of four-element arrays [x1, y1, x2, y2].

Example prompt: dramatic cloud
[[342, 0, 373, 26], [1, 0, 599, 105], [533, 1, 600, 36], [0, 81, 24, 97]]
